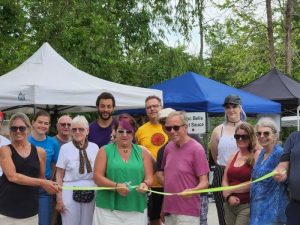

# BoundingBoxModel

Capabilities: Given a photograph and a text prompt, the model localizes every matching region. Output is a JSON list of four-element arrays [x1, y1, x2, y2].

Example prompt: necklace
[[123, 148, 129, 153], [227, 119, 241, 126]]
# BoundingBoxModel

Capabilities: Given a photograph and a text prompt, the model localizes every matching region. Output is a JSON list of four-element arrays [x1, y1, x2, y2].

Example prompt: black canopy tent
[[241, 68, 300, 116]]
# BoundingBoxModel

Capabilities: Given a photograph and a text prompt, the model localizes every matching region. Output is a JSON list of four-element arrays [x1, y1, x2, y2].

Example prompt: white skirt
[[93, 207, 148, 225], [0, 214, 38, 225]]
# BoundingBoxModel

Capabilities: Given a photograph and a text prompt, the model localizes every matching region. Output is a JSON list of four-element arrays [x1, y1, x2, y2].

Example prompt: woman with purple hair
[[93, 116, 153, 225]]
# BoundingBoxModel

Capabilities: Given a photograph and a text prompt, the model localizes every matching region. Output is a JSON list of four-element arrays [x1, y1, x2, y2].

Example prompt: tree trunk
[[266, 0, 276, 68], [195, 0, 204, 65], [284, 0, 293, 75]]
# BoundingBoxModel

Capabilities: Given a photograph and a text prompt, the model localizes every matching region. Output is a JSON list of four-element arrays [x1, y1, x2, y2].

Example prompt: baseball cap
[[158, 108, 175, 120], [222, 94, 241, 106]]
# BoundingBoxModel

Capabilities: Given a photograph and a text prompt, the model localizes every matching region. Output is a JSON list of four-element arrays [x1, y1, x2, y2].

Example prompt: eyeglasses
[[71, 127, 86, 133], [224, 104, 239, 109], [164, 125, 185, 132], [234, 134, 249, 141], [117, 129, 133, 135], [146, 104, 161, 110], [60, 123, 71, 127], [10, 126, 27, 132], [256, 131, 271, 138]]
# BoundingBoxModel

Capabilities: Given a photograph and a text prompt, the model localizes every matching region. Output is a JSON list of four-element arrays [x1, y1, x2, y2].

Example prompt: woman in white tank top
[[210, 94, 246, 225]]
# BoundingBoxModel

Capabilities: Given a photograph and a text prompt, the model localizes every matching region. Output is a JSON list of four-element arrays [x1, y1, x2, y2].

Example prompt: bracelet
[[226, 194, 234, 202], [142, 181, 149, 188], [115, 183, 118, 188]]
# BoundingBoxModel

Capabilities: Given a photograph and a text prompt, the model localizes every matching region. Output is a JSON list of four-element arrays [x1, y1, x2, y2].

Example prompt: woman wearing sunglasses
[[250, 117, 288, 225], [0, 112, 60, 224], [222, 123, 258, 225], [55, 115, 99, 225], [93, 116, 153, 225], [210, 94, 247, 225]]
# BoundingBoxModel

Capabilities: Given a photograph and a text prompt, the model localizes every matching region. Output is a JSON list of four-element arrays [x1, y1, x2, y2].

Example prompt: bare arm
[[137, 147, 153, 192], [0, 145, 60, 194], [210, 125, 221, 163], [222, 154, 234, 198], [93, 147, 129, 196], [56, 167, 65, 212], [37, 147, 46, 179], [274, 161, 289, 182], [156, 171, 164, 186], [180, 174, 209, 197]]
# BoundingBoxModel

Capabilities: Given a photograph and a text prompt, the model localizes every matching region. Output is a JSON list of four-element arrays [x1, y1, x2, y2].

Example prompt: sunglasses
[[117, 129, 133, 135], [164, 125, 185, 132], [71, 127, 85, 133], [10, 126, 27, 132], [60, 123, 71, 127], [234, 134, 249, 141], [256, 131, 271, 137]]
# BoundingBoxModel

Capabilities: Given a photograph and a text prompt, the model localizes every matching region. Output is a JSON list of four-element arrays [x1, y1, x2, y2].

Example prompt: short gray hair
[[167, 111, 188, 126], [71, 115, 89, 128], [256, 117, 279, 134]]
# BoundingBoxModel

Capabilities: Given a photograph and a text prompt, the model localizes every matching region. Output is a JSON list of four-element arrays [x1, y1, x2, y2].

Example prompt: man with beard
[[88, 92, 116, 148]]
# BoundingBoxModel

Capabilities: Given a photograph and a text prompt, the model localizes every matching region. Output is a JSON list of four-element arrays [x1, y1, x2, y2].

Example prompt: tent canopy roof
[[241, 68, 300, 115], [151, 71, 281, 114], [0, 43, 162, 114]]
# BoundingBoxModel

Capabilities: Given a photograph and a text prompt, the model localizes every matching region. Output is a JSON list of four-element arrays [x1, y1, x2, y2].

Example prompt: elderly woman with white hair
[[250, 117, 288, 225], [55, 115, 99, 225]]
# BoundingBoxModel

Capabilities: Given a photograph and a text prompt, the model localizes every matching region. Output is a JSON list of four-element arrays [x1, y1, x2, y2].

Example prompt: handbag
[[72, 190, 95, 203]]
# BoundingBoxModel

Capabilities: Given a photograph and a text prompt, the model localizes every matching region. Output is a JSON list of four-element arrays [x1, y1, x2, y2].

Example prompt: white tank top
[[217, 124, 238, 166]]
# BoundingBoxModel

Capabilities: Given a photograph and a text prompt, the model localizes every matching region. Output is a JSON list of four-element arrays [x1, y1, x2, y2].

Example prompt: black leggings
[[212, 165, 226, 225]]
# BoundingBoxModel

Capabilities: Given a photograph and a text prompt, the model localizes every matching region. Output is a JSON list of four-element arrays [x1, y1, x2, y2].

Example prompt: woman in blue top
[[28, 110, 59, 225], [250, 117, 288, 225]]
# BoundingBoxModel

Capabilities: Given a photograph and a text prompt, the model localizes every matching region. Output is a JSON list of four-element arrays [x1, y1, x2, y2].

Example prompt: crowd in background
[[0, 92, 299, 225]]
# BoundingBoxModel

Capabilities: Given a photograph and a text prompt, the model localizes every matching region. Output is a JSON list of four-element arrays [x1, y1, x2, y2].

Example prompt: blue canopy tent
[[150, 71, 281, 114]]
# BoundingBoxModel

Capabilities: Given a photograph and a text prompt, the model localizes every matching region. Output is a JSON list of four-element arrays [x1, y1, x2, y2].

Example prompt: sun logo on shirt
[[151, 133, 166, 146]]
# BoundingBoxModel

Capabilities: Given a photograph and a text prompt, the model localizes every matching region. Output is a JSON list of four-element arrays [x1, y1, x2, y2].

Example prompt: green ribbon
[[62, 171, 277, 196]]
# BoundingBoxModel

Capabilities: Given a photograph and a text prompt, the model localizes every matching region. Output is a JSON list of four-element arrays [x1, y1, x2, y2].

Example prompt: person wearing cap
[[156, 108, 209, 225], [160, 111, 209, 225], [135, 95, 168, 225], [0, 112, 11, 176], [210, 94, 247, 225]]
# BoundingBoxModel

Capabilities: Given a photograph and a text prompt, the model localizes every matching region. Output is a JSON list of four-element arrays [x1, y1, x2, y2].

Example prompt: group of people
[[0, 92, 299, 225], [211, 94, 298, 225]]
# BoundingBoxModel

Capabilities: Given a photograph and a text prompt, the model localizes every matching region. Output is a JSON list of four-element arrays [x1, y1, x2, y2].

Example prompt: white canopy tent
[[0, 43, 162, 114]]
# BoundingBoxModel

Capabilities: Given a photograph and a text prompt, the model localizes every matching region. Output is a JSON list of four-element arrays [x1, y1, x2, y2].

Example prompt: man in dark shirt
[[88, 92, 115, 148]]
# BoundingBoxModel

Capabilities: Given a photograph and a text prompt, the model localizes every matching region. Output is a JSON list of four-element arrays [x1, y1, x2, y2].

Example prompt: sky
[[164, 0, 267, 56]]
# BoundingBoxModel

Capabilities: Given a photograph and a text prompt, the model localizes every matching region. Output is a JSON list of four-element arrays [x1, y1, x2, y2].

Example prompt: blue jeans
[[39, 188, 53, 225]]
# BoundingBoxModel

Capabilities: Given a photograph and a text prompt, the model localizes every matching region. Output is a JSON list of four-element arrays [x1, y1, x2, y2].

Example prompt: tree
[[266, 0, 276, 68], [284, 0, 293, 75]]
